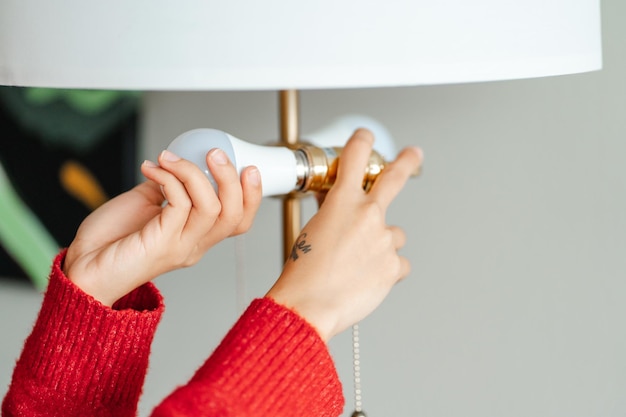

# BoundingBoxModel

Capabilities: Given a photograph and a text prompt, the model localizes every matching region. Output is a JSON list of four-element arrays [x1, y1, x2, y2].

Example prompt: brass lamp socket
[[295, 145, 387, 193]]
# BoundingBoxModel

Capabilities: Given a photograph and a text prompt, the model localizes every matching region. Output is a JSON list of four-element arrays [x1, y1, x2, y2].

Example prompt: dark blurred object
[[0, 87, 139, 286]]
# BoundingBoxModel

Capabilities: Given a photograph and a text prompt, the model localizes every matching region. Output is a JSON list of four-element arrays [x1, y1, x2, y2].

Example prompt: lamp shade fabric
[[0, 0, 602, 90]]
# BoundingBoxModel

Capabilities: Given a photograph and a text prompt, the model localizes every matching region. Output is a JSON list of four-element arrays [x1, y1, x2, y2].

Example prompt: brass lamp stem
[[279, 90, 301, 262]]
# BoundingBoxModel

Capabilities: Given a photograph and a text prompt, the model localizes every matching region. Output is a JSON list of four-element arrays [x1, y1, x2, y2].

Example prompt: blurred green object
[[24, 88, 133, 115], [0, 87, 141, 153], [0, 161, 59, 290]]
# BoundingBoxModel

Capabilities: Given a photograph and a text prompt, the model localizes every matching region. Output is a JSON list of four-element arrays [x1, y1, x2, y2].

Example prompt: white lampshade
[[0, 0, 602, 90]]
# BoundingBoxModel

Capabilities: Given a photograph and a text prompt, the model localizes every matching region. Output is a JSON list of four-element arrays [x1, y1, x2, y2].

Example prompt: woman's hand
[[266, 129, 423, 341], [64, 149, 262, 306]]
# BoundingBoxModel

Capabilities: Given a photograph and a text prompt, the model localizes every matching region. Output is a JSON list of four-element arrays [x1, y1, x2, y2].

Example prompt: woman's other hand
[[267, 129, 423, 341]]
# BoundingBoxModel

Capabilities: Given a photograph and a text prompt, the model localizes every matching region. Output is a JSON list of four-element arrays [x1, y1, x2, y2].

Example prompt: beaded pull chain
[[351, 323, 367, 417], [235, 236, 247, 314]]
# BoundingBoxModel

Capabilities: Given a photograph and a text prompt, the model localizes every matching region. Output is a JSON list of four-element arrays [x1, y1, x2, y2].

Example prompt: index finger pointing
[[368, 146, 423, 209]]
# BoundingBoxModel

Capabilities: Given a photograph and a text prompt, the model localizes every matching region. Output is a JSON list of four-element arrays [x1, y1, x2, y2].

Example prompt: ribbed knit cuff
[[152, 297, 344, 417], [3, 250, 164, 417]]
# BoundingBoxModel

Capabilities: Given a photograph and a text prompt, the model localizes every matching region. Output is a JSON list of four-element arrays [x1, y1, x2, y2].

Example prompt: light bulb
[[304, 114, 396, 161], [166, 115, 400, 197]]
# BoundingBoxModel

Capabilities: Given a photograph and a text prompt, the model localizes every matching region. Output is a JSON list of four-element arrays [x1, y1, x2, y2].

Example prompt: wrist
[[62, 247, 117, 307], [265, 288, 336, 342]]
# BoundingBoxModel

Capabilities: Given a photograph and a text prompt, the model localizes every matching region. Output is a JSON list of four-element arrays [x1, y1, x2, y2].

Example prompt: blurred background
[[1, 0, 624, 415]]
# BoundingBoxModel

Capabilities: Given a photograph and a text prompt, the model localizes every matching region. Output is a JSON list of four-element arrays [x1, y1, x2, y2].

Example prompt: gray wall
[[2, 0, 625, 415]]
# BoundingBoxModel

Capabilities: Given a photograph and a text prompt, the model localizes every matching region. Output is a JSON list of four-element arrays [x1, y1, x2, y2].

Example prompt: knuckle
[[220, 209, 244, 230], [401, 258, 411, 279], [205, 201, 222, 218], [232, 218, 253, 235], [179, 199, 193, 212], [389, 257, 404, 280], [381, 229, 394, 247], [362, 200, 383, 219]]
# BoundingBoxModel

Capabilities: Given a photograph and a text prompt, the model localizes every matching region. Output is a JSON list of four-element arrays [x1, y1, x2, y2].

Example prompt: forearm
[[2, 250, 164, 417]]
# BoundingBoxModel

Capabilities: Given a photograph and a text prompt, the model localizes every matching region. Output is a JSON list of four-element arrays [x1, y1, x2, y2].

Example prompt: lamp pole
[[279, 89, 301, 262]]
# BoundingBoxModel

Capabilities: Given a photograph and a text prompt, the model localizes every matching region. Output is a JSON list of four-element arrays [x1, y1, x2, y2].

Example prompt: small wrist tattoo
[[290, 233, 312, 261]]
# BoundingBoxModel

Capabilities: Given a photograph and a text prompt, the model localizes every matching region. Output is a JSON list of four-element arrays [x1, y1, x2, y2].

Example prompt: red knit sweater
[[2, 252, 344, 416]]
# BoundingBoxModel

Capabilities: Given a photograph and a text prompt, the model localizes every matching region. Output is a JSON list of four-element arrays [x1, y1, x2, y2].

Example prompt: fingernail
[[247, 167, 261, 186], [354, 128, 374, 143], [143, 159, 158, 168], [410, 147, 424, 177], [160, 150, 181, 162], [411, 146, 424, 161], [210, 148, 228, 165]]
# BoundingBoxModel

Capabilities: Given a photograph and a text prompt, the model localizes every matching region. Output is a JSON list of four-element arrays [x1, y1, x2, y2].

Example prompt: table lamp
[[0, 1, 602, 415]]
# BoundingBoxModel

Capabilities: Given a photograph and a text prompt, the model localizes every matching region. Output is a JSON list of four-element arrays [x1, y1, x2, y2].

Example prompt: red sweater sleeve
[[151, 298, 345, 417], [2, 250, 165, 417], [2, 252, 345, 417]]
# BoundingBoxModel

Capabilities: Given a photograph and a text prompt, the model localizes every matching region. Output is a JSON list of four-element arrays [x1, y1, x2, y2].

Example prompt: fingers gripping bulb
[[165, 115, 401, 197]]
